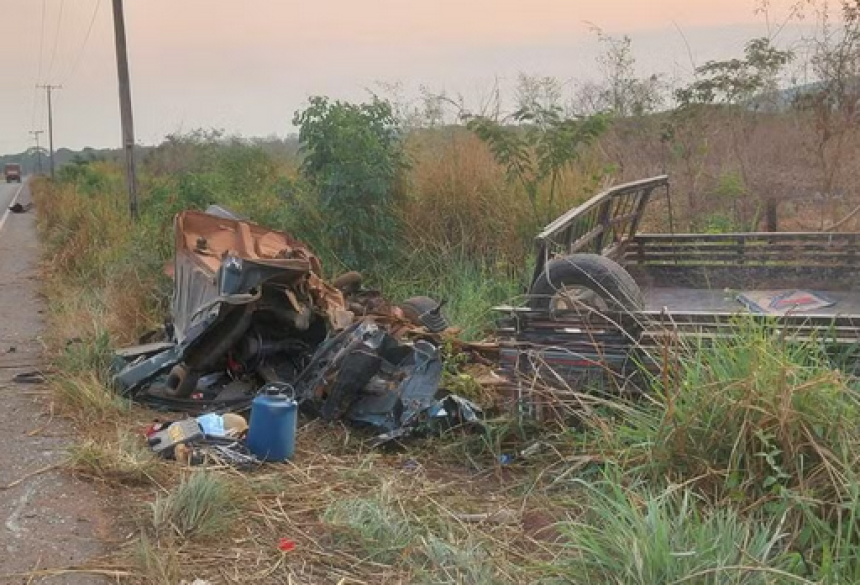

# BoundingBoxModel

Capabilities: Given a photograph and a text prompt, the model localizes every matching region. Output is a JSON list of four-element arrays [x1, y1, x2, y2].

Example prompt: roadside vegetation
[[27, 1, 860, 583]]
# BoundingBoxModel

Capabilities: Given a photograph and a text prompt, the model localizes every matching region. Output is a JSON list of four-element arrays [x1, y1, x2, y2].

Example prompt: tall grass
[[34, 123, 860, 583], [534, 321, 860, 583], [575, 323, 860, 502], [551, 475, 801, 585]]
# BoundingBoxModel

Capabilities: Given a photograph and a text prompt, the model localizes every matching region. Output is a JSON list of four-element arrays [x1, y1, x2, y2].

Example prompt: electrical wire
[[31, 0, 47, 130], [60, 0, 102, 86], [45, 0, 66, 82]]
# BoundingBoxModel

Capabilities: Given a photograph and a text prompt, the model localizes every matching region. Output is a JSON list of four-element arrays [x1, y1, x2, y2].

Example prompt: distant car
[[4, 163, 21, 183]]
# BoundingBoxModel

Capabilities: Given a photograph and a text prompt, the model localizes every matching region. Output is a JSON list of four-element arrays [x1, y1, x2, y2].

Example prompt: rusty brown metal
[[173, 209, 352, 330]]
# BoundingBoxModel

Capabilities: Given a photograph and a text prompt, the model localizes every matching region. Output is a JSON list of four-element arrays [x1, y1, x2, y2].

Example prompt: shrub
[[293, 96, 408, 269]]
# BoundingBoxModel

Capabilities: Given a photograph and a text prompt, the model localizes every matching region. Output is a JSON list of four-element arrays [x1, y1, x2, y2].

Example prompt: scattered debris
[[737, 289, 836, 315], [12, 371, 46, 385], [145, 415, 261, 470], [112, 205, 485, 464], [8, 202, 33, 214], [452, 509, 520, 525]]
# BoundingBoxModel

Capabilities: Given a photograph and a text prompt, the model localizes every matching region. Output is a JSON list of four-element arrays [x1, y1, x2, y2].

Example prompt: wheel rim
[[550, 285, 609, 315]]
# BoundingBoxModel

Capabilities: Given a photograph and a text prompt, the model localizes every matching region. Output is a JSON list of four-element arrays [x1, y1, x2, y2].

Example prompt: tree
[[676, 38, 794, 107], [673, 37, 794, 231], [467, 104, 608, 225], [793, 0, 860, 229], [572, 30, 665, 118], [293, 96, 408, 268]]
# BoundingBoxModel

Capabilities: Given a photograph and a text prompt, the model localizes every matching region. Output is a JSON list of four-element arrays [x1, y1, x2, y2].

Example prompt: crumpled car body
[[111, 206, 479, 443], [114, 208, 351, 402], [171, 209, 351, 345]]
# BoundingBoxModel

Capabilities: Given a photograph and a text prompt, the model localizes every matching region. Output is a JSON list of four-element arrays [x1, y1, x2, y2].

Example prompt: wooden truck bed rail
[[532, 175, 669, 286], [626, 232, 860, 268]]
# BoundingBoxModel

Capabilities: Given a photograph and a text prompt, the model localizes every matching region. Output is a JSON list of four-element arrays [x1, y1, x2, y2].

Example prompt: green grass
[[580, 321, 860, 502], [323, 482, 417, 564], [322, 483, 498, 582], [151, 471, 237, 541], [550, 474, 804, 585], [52, 372, 130, 421], [134, 535, 181, 585], [376, 252, 526, 340], [33, 131, 860, 584]]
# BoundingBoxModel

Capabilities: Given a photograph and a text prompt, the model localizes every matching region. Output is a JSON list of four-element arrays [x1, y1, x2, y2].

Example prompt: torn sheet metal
[[111, 205, 474, 444], [295, 320, 483, 443], [171, 210, 351, 345]]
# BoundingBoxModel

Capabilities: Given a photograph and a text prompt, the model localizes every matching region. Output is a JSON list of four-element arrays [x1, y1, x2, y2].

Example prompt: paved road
[[0, 181, 109, 583], [0, 181, 25, 229]]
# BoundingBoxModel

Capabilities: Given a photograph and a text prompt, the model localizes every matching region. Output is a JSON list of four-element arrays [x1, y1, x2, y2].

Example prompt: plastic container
[[247, 385, 298, 462]]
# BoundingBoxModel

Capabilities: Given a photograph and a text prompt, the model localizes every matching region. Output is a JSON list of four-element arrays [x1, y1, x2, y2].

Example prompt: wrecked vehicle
[[112, 206, 477, 445], [498, 175, 860, 409]]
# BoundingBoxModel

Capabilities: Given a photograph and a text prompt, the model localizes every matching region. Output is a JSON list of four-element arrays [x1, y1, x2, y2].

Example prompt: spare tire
[[399, 296, 449, 333], [528, 254, 644, 314]]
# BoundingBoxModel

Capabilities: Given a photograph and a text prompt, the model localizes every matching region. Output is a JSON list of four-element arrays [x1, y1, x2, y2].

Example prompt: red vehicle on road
[[4, 163, 21, 183]]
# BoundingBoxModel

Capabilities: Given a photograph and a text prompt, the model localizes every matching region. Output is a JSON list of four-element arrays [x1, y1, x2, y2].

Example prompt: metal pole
[[29, 130, 44, 174], [37, 85, 60, 179], [47, 87, 53, 178], [111, 0, 138, 220]]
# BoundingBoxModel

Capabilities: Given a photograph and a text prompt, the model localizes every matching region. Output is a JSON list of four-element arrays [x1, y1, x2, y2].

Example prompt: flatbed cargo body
[[498, 176, 860, 398]]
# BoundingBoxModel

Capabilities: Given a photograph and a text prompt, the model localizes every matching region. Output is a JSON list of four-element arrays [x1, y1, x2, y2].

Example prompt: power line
[[46, 0, 66, 82], [36, 0, 46, 82], [61, 0, 102, 86], [31, 0, 47, 130]]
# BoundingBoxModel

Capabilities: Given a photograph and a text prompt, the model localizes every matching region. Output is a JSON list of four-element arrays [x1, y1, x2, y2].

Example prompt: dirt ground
[[0, 182, 110, 583]]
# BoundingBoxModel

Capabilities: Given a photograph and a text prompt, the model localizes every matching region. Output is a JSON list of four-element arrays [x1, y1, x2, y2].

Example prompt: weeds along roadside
[[27, 148, 547, 582], [31, 142, 860, 582]]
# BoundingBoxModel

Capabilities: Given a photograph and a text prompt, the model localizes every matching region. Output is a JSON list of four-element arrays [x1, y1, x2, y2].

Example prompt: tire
[[399, 296, 449, 333], [165, 363, 200, 398], [528, 254, 644, 313], [332, 271, 363, 294]]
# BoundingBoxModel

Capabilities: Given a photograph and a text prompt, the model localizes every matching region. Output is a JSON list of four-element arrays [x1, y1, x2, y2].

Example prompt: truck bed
[[643, 287, 860, 317]]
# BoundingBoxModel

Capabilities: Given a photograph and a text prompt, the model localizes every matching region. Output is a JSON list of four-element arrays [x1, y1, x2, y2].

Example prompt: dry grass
[[29, 107, 860, 583], [30, 174, 569, 582], [67, 430, 163, 486], [88, 426, 570, 584]]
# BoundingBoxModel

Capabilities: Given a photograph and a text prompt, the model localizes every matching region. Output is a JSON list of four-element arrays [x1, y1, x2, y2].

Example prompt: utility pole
[[37, 84, 61, 179], [29, 130, 44, 174], [111, 0, 138, 220]]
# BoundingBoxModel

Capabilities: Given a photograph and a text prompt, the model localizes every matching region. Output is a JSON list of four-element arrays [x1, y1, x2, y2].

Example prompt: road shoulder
[[0, 184, 110, 583]]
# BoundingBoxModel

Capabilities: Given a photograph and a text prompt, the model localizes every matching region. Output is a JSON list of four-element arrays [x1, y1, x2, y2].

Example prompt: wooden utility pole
[[29, 130, 44, 174], [37, 85, 60, 179], [111, 0, 138, 220]]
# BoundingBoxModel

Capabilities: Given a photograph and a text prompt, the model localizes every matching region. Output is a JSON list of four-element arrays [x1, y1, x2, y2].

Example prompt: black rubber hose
[[168, 305, 255, 399]]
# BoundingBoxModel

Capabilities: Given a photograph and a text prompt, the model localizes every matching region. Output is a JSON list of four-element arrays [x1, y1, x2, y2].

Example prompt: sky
[[0, 0, 810, 153]]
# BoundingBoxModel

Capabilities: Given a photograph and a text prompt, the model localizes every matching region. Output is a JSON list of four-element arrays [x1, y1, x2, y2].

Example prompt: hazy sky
[[0, 0, 806, 153]]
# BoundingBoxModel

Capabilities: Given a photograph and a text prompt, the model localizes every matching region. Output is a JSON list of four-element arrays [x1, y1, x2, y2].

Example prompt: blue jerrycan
[[247, 384, 298, 462]]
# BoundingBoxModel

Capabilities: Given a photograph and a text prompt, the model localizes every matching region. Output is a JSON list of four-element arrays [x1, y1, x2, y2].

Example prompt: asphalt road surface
[[0, 180, 109, 583]]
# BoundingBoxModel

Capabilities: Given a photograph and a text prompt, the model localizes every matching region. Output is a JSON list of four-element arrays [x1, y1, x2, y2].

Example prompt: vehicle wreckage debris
[[8, 202, 33, 214], [114, 206, 487, 464]]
